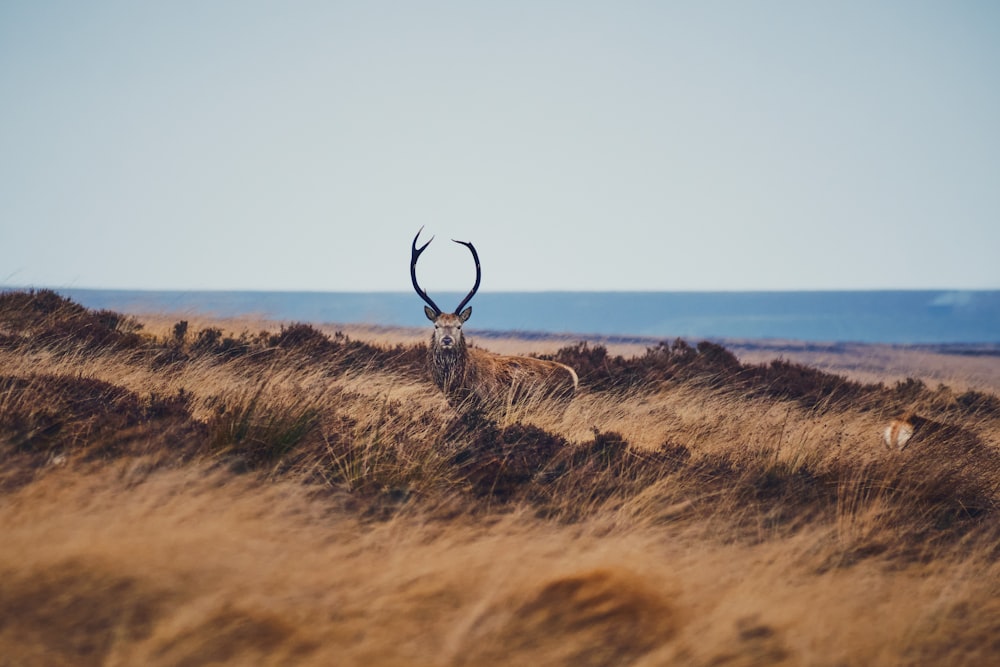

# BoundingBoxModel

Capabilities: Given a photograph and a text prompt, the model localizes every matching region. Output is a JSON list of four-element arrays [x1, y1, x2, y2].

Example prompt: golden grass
[[2, 291, 999, 666], [3, 464, 998, 667]]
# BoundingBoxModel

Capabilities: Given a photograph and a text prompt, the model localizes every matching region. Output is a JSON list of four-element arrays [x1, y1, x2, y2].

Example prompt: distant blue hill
[[7, 288, 1000, 345]]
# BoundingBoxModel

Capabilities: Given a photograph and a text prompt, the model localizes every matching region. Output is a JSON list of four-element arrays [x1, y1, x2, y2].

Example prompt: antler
[[411, 227, 441, 316], [411, 228, 482, 316], [452, 238, 481, 315]]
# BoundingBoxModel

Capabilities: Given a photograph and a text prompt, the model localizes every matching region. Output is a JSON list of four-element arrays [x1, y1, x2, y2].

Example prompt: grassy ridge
[[1, 289, 999, 666]]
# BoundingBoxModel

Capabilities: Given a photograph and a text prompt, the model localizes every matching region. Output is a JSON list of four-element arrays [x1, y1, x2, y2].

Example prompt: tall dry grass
[[2, 289, 999, 666]]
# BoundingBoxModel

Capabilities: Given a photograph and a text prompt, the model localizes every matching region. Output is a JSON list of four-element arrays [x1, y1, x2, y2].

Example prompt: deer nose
[[441, 335, 454, 347]]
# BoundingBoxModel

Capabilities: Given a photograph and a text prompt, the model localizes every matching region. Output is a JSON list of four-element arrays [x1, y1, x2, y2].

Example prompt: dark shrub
[[743, 359, 873, 409], [954, 390, 1000, 418], [172, 320, 189, 344], [453, 420, 569, 500], [0, 289, 143, 351], [0, 374, 202, 483], [268, 323, 340, 356]]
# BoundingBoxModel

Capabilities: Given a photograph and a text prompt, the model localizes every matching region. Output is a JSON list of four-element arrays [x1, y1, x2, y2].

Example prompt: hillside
[[1, 289, 999, 666]]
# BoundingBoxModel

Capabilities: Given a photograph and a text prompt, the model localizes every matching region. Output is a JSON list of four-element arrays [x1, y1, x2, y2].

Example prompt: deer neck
[[429, 335, 468, 393]]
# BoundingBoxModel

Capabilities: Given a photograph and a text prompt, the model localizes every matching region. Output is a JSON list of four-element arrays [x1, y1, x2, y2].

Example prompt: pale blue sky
[[2, 1, 998, 292]]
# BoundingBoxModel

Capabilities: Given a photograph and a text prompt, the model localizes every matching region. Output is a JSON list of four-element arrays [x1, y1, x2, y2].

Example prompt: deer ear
[[459, 306, 472, 322], [424, 306, 438, 321]]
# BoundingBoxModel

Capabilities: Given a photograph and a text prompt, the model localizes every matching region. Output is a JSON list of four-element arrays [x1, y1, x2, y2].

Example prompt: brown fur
[[427, 315, 578, 411]]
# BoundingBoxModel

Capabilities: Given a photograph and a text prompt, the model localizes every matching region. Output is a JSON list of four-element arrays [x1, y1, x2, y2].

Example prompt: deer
[[883, 412, 925, 451], [410, 228, 578, 413], [882, 411, 979, 452], [880, 411, 999, 499]]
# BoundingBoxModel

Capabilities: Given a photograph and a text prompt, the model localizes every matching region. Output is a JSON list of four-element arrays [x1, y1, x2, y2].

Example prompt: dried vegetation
[[1, 289, 999, 666]]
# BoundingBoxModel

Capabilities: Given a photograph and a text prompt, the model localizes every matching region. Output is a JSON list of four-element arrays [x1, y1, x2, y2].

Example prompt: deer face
[[426, 307, 471, 350]]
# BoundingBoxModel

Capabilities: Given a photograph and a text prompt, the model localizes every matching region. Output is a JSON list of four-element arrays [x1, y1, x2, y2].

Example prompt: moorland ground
[[1, 290, 999, 666]]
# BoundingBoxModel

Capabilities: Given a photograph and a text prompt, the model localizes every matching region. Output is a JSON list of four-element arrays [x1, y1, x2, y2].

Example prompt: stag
[[411, 228, 578, 412]]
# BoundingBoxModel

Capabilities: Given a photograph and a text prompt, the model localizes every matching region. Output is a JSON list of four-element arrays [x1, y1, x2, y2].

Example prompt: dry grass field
[[2, 289, 999, 666]]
